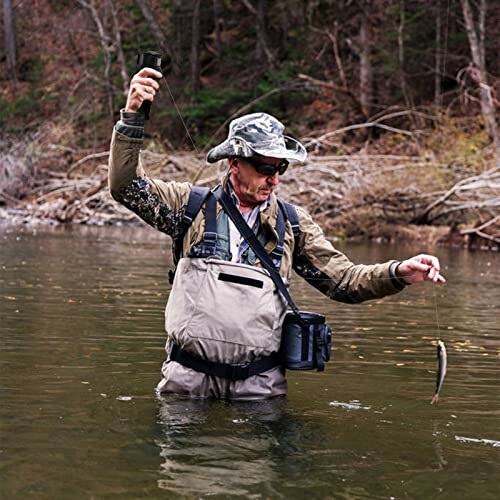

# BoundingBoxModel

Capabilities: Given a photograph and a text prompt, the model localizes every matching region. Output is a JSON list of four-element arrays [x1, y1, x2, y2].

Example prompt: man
[[108, 68, 445, 400]]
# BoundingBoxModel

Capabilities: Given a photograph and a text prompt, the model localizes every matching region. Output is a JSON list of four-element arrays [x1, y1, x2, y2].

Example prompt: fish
[[431, 340, 447, 404]]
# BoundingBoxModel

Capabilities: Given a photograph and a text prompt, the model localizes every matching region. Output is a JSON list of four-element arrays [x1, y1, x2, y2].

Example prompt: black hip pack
[[213, 186, 332, 372], [281, 311, 332, 371]]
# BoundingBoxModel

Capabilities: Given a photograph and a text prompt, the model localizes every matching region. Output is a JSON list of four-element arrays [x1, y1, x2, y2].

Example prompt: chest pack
[[169, 186, 300, 283]]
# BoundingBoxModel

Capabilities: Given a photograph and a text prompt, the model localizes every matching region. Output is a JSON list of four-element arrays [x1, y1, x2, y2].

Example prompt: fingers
[[415, 254, 446, 284], [125, 72, 161, 112], [137, 67, 162, 79], [410, 261, 431, 273], [399, 254, 446, 285]]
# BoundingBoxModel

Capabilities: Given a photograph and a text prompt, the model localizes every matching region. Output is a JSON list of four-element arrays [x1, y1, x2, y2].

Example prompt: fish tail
[[430, 393, 439, 404]]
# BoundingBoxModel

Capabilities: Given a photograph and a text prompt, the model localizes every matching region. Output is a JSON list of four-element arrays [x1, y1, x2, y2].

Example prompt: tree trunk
[[110, 0, 129, 95], [359, 14, 373, 118], [398, 0, 411, 111], [134, 0, 171, 64], [460, 0, 499, 153], [3, 0, 17, 81], [213, 0, 222, 59], [190, 0, 201, 94], [256, 0, 274, 67], [242, 0, 273, 67], [171, 0, 187, 76], [434, 0, 442, 107], [77, 0, 115, 121]]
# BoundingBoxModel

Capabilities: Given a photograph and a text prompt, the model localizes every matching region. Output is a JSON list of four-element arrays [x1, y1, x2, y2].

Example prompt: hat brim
[[206, 135, 307, 163]]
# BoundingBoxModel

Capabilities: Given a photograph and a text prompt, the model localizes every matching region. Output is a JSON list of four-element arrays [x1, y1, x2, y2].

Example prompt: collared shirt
[[227, 182, 269, 263]]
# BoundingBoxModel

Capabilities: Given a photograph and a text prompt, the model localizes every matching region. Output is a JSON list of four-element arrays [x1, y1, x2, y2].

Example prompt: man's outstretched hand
[[396, 254, 446, 285]]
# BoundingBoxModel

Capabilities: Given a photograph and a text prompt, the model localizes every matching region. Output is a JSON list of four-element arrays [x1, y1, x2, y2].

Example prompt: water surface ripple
[[1, 225, 499, 499]]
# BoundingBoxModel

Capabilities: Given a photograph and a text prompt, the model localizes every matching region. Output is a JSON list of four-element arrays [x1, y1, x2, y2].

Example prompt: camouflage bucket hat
[[206, 112, 307, 163]]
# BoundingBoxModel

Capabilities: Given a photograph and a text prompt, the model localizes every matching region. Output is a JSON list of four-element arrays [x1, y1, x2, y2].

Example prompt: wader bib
[[157, 188, 297, 400]]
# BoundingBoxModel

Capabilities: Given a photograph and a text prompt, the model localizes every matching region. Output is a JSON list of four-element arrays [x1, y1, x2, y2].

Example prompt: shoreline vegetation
[[1, 2, 498, 250], [1, 116, 498, 251]]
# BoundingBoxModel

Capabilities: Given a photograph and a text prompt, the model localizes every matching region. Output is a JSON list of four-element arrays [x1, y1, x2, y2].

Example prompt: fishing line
[[433, 285, 442, 341], [160, 74, 201, 156]]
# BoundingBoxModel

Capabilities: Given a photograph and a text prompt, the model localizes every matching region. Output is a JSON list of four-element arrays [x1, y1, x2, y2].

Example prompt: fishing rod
[[137, 50, 201, 157]]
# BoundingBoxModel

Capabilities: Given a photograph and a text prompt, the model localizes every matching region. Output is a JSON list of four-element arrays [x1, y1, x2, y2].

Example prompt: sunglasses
[[243, 157, 289, 176]]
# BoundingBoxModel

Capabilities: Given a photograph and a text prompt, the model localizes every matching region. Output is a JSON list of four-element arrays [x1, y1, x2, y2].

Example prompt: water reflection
[[156, 396, 312, 497], [1, 226, 499, 499]]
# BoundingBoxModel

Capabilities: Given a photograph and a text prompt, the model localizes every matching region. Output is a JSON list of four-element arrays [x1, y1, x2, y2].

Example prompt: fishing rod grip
[[137, 51, 162, 120]]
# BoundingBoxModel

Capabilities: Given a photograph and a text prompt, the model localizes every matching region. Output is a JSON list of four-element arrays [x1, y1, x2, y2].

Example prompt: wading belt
[[169, 342, 281, 381]]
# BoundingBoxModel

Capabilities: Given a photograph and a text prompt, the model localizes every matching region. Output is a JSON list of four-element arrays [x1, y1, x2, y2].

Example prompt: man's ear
[[228, 157, 238, 174]]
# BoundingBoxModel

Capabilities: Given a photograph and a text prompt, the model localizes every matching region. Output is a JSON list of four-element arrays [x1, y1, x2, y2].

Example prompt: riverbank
[[1, 118, 498, 251], [0, 197, 495, 252]]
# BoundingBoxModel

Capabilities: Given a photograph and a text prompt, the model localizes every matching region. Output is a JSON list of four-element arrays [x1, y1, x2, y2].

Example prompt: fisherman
[[108, 68, 445, 400]]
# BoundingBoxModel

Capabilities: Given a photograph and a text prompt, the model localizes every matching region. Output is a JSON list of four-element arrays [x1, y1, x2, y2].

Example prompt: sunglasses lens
[[256, 164, 276, 175], [246, 158, 288, 176], [278, 162, 288, 175]]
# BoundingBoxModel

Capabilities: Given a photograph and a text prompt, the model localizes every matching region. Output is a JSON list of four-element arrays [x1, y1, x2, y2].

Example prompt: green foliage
[[156, 60, 312, 148], [1, 0, 498, 154], [0, 91, 40, 128], [157, 86, 249, 146]]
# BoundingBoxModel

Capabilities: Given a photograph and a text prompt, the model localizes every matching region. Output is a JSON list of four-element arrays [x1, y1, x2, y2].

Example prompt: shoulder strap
[[183, 186, 210, 228], [277, 198, 300, 239], [269, 203, 286, 262], [173, 186, 210, 264], [277, 198, 300, 255]]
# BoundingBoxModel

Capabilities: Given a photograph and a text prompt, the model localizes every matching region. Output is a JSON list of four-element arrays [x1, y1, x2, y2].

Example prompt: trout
[[430, 340, 447, 404]]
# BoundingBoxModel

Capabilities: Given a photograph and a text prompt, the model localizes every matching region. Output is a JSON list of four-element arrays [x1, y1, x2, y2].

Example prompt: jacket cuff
[[114, 108, 145, 139], [389, 261, 409, 290]]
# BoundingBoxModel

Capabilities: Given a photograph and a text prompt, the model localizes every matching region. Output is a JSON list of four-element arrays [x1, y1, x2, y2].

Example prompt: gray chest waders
[[166, 186, 331, 379], [166, 189, 289, 376]]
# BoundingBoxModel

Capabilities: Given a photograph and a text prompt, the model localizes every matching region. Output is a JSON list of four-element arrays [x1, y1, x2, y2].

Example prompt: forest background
[[1, 0, 499, 248]]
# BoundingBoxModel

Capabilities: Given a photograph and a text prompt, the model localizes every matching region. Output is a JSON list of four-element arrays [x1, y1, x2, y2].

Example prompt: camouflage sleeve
[[293, 206, 406, 303], [108, 128, 191, 237]]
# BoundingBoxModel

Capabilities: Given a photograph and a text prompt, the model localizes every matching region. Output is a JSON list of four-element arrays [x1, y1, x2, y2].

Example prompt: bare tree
[[359, 12, 373, 118], [397, 0, 412, 111], [110, 0, 129, 95], [77, 0, 115, 120], [434, 0, 443, 107], [460, 0, 499, 155], [213, 0, 222, 59], [3, 0, 17, 81], [242, 0, 274, 67], [135, 0, 171, 62]]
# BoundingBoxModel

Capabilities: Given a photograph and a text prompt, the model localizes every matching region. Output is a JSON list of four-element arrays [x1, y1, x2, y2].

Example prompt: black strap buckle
[[182, 213, 194, 225], [203, 231, 218, 244], [270, 244, 284, 257], [199, 231, 218, 256]]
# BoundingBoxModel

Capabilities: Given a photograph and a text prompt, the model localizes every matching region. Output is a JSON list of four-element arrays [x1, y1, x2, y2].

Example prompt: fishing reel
[[137, 51, 162, 119]]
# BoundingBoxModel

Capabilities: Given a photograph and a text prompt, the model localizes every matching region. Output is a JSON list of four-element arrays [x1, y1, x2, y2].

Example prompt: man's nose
[[267, 172, 280, 186]]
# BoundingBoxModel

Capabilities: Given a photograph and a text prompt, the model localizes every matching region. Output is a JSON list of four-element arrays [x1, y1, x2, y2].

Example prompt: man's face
[[228, 157, 283, 208]]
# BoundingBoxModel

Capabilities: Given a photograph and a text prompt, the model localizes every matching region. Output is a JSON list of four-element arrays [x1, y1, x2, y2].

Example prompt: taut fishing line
[[160, 74, 201, 157], [433, 285, 442, 341]]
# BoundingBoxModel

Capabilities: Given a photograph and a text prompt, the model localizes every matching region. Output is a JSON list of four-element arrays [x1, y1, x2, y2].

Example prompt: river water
[[1, 224, 498, 499]]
